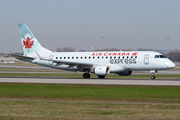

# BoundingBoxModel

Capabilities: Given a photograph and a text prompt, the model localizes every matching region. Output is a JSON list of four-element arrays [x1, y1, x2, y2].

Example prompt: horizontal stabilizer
[[9, 54, 35, 60]]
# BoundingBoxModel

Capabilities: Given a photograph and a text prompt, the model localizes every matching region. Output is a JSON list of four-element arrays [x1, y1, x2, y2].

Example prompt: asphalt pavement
[[0, 77, 180, 86]]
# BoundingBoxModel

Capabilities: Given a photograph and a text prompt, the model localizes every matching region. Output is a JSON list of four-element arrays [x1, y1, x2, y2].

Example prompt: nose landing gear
[[150, 70, 157, 80], [151, 75, 156, 79]]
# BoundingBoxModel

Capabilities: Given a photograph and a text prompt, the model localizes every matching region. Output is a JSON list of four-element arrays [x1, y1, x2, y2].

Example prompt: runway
[[0, 77, 180, 86]]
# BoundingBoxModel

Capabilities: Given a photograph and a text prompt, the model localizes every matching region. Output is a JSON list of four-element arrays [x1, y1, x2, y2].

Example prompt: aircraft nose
[[168, 61, 176, 69]]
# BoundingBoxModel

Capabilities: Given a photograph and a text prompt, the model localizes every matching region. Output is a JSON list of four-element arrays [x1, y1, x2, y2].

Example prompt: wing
[[35, 51, 93, 69]]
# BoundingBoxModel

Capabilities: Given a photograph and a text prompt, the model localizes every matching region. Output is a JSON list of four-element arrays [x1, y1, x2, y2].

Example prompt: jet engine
[[117, 71, 132, 76], [90, 66, 110, 76]]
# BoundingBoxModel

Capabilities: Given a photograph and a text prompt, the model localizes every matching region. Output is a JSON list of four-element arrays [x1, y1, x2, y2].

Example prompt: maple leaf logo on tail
[[23, 37, 34, 52]]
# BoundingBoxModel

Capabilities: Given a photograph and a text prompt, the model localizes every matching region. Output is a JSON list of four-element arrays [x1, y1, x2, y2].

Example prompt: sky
[[0, 0, 180, 53]]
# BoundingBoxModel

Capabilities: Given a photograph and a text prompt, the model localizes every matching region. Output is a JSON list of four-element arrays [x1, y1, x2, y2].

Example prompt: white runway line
[[0, 77, 180, 86]]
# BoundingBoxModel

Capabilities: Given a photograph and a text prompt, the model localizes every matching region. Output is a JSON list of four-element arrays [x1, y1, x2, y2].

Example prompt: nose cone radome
[[168, 61, 176, 69]]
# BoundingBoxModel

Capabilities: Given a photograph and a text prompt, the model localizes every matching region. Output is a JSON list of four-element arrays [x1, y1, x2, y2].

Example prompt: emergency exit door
[[144, 54, 149, 64]]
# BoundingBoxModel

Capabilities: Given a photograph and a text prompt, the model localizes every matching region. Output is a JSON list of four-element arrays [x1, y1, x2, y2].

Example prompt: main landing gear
[[98, 75, 105, 79], [83, 73, 105, 79], [83, 73, 90, 78]]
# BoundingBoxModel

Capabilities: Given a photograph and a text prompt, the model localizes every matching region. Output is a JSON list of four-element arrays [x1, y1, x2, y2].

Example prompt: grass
[[1, 84, 180, 119], [1, 101, 180, 120], [0, 63, 179, 119], [0, 84, 180, 103], [0, 73, 180, 79]]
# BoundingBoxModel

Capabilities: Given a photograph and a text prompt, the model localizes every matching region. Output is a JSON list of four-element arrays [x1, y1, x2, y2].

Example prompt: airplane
[[11, 24, 176, 79]]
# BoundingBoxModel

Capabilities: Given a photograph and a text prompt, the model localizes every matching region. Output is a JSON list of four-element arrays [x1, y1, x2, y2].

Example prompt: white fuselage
[[31, 51, 175, 73]]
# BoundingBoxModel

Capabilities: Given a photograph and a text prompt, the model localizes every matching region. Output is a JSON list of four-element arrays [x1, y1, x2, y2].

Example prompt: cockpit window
[[159, 55, 166, 58], [155, 55, 166, 58], [155, 55, 159, 58]]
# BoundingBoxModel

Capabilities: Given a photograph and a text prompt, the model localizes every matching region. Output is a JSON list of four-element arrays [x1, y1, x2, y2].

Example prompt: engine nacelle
[[118, 71, 132, 76], [91, 66, 110, 76]]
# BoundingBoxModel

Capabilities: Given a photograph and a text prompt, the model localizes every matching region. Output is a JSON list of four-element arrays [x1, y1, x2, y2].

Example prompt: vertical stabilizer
[[18, 24, 52, 55]]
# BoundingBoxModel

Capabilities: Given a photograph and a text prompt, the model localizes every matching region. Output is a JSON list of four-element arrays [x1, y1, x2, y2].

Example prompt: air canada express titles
[[91, 52, 138, 56], [91, 52, 138, 64], [110, 58, 136, 64]]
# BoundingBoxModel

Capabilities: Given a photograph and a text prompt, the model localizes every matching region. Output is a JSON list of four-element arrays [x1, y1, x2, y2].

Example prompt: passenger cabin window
[[64, 57, 66, 59], [76, 57, 78, 59], [56, 57, 58, 59], [72, 57, 74, 59], [89, 57, 91, 59], [60, 57, 62, 59]]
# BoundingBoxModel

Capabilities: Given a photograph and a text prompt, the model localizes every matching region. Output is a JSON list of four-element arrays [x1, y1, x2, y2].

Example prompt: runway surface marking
[[0, 77, 180, 86]]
